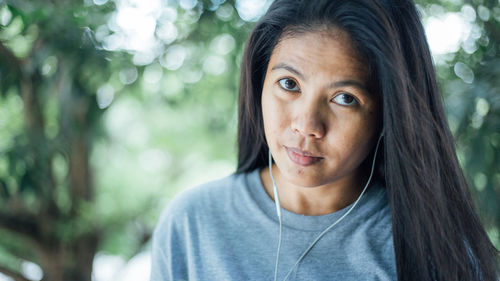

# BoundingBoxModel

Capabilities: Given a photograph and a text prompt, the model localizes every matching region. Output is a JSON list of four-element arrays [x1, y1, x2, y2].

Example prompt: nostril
[[290, 119, 325, 138]]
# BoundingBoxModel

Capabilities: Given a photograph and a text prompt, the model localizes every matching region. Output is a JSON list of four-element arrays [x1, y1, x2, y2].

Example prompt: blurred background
[[0, 0, 498, 280]]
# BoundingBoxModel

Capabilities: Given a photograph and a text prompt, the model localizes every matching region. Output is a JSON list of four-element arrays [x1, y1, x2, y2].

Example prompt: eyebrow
[[271, 63, 305, 80], [271, 62, 369, 93], [329, 80, 369, 93]]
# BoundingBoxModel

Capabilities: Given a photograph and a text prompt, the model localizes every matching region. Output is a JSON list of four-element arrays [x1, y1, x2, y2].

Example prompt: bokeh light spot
[[97, 84, 115, 109]]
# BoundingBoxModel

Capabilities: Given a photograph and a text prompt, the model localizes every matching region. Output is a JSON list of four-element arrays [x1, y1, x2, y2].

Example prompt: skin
[[259, 29, 381, 216]]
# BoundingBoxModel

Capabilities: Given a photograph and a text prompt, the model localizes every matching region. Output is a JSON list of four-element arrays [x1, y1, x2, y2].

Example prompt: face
[[261, 29, 381, 188]]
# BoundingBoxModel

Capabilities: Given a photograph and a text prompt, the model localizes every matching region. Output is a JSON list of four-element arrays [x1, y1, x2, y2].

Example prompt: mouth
[[284, 146, 323, 166]]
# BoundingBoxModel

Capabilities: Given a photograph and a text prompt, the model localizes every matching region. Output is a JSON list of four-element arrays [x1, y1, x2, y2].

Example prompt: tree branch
[[0, 212, 41, 242]]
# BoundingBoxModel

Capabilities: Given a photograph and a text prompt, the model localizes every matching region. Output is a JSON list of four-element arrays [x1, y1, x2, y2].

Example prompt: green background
[[0, 0, 498, 280]]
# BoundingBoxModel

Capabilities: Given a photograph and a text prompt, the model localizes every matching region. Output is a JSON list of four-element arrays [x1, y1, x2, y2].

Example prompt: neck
[[260, 164, 369, 216]]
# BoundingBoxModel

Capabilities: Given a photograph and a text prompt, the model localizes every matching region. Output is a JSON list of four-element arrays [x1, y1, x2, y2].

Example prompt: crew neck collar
[[244, 168, 386, 232]]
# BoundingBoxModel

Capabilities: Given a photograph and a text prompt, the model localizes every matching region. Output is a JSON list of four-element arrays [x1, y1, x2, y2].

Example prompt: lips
[[284, 146, 323, 166]]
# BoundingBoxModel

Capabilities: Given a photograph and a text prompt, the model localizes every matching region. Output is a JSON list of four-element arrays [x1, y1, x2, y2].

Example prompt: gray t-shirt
[[150, 169, 397, 281]]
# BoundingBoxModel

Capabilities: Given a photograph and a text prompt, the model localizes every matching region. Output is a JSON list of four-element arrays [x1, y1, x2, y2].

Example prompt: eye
[[278, 78, 300, 92], [332, 93, 358, 106]]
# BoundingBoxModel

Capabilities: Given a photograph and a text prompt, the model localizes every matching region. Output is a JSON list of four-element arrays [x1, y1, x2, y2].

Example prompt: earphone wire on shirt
[[269, 148, 283, 281], [269, 131, 384, 281]]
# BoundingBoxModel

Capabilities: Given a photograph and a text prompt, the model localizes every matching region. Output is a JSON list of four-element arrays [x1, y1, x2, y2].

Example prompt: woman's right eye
[[278, 78, 300, 92]]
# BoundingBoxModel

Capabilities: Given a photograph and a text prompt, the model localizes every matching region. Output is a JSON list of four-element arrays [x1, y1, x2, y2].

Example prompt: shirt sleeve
[[150, 203, 190, 281]]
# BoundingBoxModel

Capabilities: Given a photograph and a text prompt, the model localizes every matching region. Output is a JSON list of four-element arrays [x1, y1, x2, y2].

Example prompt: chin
[[282, 165, 328, 188]]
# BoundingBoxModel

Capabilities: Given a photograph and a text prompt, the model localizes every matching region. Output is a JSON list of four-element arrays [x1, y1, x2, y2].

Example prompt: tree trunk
[[39, 233, 98, 281]]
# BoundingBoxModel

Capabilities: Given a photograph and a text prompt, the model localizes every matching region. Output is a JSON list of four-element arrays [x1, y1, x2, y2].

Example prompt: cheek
[[262, 90, 288, 133], [262, 89, 277, 145], [263, 108, 293, 153], [328, 111, 378, 154]]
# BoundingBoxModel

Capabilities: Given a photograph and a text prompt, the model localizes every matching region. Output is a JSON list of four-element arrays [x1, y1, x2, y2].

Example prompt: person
[[150, 0, 499, 280]]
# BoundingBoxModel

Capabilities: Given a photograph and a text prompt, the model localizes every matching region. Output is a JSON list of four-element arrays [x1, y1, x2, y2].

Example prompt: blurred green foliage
[[0, 0, 498, 280], [414, 0, 500, 249]]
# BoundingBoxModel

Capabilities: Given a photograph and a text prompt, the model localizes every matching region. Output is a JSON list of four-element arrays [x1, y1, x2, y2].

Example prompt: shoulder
[[154, 172, 248, 233], [150, 173, 247, 281], [170, 172, 244, 212], [353, 180, 393, 245]]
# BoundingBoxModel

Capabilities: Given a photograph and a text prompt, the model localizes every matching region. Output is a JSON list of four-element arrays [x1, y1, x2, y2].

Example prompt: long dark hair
[[235, 0, 499, 280]]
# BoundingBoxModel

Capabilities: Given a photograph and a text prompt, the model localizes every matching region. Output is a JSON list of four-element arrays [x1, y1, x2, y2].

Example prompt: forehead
[[269, 29, 369, 82]]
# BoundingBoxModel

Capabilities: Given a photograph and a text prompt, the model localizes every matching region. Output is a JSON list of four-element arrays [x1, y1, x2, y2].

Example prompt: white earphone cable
[[270, 131, 384, 281], [269, 150, 283, 281]]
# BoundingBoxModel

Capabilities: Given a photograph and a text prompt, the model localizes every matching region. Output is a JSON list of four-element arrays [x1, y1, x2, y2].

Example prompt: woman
[[150, 0, 499, 280]]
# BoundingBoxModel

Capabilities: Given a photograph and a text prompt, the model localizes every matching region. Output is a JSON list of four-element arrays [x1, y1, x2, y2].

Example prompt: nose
[[290, 101, 326, 139]]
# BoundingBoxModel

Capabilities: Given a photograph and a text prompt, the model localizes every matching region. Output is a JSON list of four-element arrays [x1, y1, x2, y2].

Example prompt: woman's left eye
[[332, 93, 358, 106], [278, 78, 300, 92]]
